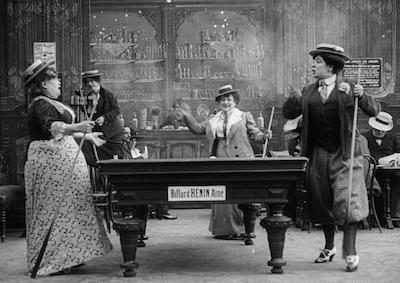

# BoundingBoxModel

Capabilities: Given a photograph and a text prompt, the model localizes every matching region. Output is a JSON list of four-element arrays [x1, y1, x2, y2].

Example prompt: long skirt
[[209, 204, 245, 236], [24, 136, 112, 277]]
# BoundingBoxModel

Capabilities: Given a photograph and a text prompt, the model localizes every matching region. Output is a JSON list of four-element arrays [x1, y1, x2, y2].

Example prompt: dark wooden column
[[161, 4, 176, 109], [396, 0, 400, 94]]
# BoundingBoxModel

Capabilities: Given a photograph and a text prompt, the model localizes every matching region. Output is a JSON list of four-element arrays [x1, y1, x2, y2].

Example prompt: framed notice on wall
[[33, 42, 56, 69], [343, 58, 382, 88]]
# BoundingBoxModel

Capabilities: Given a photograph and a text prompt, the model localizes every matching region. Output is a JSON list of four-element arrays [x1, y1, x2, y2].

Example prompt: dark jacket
[[363, 130, 399, 161], [94, 87, 120, 123], [282, 81, 380, 159]]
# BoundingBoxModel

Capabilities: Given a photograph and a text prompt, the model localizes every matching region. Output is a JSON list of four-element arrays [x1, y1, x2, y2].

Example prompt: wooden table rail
[[98, 157, 308, 277]]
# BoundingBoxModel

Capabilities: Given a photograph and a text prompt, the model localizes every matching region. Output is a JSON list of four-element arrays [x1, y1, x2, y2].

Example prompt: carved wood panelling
[[1, 0, 87, 108], [273, 0, 396, 104]]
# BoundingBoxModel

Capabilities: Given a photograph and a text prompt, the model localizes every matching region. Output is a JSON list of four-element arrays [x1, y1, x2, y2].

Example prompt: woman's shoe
[[314, 246, 337, 263], [214, 234, 243, 240], [345, 255, 359, 272]]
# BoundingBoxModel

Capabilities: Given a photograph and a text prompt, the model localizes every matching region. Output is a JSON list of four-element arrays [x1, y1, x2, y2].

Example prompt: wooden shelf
[[91, 42, 138, 48], [135, 59, 165, 63], [103, 79, 135, 83], [180, 77, 234, 80], [177, 57, 262, 60], [135, 78, 165, 83], [91, 60, 135, 64]]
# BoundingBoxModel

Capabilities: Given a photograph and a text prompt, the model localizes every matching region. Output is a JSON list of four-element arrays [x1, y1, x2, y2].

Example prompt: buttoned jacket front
[[283, 81, 380, 160], [186, 108, 265, 158]]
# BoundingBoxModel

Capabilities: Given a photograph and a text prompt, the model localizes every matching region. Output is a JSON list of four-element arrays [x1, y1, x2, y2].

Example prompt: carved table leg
[[239, 204, 258, 245], [383, 176, 394, 229], [113, 218, 144, 277], [260, 203, 292, 274]]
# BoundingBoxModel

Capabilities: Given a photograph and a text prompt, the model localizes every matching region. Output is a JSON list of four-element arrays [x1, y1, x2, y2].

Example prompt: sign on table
[[168, 185, 226, 201]]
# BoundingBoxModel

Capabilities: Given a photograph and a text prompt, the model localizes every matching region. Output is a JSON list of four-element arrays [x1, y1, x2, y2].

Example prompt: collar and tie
[[319, 80, 328, 103], [318, 77, 336, 103], [222, 111, 228, 138]]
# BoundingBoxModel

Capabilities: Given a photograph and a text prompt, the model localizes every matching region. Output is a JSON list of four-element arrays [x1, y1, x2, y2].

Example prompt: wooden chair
[[88, 165, 113, 233], [363, 154, 382, 233]]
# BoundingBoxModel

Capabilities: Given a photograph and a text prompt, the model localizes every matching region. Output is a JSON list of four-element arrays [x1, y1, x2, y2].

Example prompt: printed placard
[[168, 185, 226, 201], [343, 58, 382, 88], [33, 42, 57, 70]]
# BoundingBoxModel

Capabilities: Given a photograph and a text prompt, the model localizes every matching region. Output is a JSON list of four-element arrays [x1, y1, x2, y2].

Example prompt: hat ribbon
[[376, 117, 390, 126]]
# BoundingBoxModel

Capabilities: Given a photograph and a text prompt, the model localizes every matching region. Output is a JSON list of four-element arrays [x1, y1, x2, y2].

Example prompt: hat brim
[[368, 117, 393, 132], [309, 50, 349, 61], [214, 89, 239, 98], [82, 73, 103, 79], [283, 115, 303, 132], [25, 60, 55, 84]]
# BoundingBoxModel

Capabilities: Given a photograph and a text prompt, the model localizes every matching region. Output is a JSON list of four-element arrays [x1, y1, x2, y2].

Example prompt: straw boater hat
[[214, 84, 239, 99], [23, 59, 55, 84], [81, 69, 103, 79], [369, 111, 393, 132], [309, 43, 349, 61], [283, 114, 303, 133]]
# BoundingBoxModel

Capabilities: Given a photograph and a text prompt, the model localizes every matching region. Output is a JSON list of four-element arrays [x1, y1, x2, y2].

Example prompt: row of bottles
[[175, 64, 215, 79], [177, 62, 260, 80], [70, 92, 87, 105], [91, 43, 166, 61], [90, 29, 138, 44], [174, 84, 266, 100], [103, 67, 164, 81], [199, 29, 239, 42], [176, 43, 265, 59], [112, 89, 164, 102], [135, 43, 166, 60], [91, 46, 135, 61], [236, 63, 262, 79]]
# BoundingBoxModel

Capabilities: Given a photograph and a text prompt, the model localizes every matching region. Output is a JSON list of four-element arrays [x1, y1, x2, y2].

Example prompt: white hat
[[368, 111, 393, 132], [283, 115, 303, 132]]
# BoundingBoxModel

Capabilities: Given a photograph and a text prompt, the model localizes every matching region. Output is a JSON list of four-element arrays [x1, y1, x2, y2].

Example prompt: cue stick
[[262, 107, 275, 158], [31, 102, 97, 278], [343, 67, 361, 256]]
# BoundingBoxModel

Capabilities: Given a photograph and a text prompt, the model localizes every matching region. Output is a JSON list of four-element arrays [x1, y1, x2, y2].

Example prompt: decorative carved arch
[[140, 9, 162, 44]]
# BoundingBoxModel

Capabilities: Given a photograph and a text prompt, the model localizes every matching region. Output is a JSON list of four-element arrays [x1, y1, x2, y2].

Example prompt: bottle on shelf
[[132, 112, 139, 134], [257, 112, 265, 129], [175, 63, 182, 80]]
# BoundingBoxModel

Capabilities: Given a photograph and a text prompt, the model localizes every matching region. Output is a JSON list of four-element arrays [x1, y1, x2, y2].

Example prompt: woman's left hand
[[264, 129, 272, 140], [86, 132, 106, 147]]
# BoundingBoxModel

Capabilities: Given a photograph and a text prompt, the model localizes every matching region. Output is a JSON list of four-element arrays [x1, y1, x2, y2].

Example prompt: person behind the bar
[[23, 60, 112, 277], [180, 84, 272, 245], [282, 44, 380, 271], [153, 98, 194, 220], [362, 111, 400, 226], [159, 98, 191, 130]]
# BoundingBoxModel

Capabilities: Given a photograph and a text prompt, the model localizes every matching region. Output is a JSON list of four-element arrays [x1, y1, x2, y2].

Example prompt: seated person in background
[[160, 99, 191, 130], [362, 111, 400, 225]]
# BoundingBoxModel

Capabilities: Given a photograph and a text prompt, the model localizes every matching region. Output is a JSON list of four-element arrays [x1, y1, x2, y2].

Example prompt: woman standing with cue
[[23, 60, 112, 277], [181, 84, 272, 245], [282, 44, 380, 271]]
